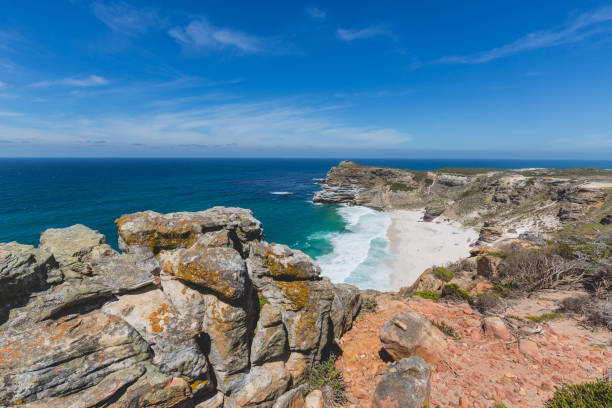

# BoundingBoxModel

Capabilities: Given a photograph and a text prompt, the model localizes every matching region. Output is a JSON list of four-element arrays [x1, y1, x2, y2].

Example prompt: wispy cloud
[[555, 134, 612, 148], [0, 111, 24, 117], [306, 7, 327, 19], [336, 25, 394, 42], [30, 75, 111, 88], [441, 5, 612, 64], [169, 17, 280, 54], [0, 100, 410, 149], [92, 1, 161, 36]]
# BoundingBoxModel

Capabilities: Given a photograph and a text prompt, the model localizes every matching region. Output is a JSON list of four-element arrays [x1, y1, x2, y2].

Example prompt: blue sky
[[1, 1, 612, 158]]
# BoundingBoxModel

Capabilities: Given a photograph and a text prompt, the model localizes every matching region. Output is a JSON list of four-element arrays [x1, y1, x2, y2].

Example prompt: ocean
[[2, 158, 611, 289]]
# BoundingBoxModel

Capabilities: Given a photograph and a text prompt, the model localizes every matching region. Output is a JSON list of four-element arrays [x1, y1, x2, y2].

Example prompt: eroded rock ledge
[[314, 160, 612, 239], [0, 207, 362, 408]]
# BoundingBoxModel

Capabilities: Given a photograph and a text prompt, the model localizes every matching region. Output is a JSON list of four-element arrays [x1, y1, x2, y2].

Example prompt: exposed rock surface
[[0, 207, 361, 407], [380, 311, 448, 363], [372, 356, 431, 408], [313, 161, 612, 234]]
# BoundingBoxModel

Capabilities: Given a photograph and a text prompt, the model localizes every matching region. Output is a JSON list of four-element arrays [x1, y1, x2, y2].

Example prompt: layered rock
[[314, 161, 612, 235], [0, 207, 360, 408]]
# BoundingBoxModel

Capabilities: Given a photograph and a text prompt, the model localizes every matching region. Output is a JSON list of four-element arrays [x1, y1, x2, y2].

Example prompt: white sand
[[387, 210, 479, 290]]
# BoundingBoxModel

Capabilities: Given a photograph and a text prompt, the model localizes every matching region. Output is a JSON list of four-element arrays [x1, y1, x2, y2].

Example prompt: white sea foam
[[315, 205, 392, 291], [270, 191, 293, 195]]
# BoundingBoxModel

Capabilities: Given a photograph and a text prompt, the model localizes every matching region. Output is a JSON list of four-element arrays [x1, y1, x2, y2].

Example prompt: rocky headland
[[0, 207, 362, 408], [1, 161, 611, 408]]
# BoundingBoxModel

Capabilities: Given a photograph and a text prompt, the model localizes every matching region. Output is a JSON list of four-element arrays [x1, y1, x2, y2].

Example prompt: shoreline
[[386, 209, 478, 290]]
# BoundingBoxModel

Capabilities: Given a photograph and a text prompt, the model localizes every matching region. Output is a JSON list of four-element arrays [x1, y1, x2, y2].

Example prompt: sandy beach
[[387, 210, 478, 289]]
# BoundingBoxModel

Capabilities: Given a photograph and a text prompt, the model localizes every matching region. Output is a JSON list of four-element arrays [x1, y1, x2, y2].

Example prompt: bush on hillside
[[433, 266, 454, 282], [301, 355, 348, 406], [545, 381, 612, 408]]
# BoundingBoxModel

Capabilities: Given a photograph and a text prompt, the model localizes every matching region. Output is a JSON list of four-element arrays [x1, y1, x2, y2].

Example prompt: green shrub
[[525, 312, 563, 323], [258, 294, 268, 309], [412, 291, 440, 301], [441, 284, 472, 302], [388, 182, 413, 192], [429, 320, 461, 340], [301, 356, 348, 405], [434, 267, 454, 282], [493, 403, 508, 408], [546, 381, 612, 408], [472, 292, 503, 313]]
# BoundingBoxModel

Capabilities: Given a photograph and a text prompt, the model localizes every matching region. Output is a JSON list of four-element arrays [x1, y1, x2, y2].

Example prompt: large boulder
[[380, 311, 447, 364], [0, 312, 150, 405], [262, 243, 321, 280], [201, 292, 253, 393], [115, 207, 263, 255], [101, 288, 209, 382], [223, 361, 291, 408], [161, 246, 247, 301], [251, 303, 288, 364], [39, 224, 114, 279], [0, 243, 57, 305], [372, 356, 431, 408], [330, 283, 361, 340], [476, 255, 502, 279]]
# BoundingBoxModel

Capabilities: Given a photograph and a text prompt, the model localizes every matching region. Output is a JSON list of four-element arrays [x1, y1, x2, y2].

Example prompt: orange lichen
[[148, 303, 171, 333], [190, 379, 208, 392]]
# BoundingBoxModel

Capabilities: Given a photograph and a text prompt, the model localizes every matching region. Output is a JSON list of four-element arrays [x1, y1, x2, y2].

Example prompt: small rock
[[519, 339, 539, 360], [304, 390, 323, 408], [372, 356, 431, 408], [482, 316, 513, 341]]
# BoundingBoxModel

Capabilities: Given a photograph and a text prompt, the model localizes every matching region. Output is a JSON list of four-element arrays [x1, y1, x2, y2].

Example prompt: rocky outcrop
[[0, 207, 361, 408], [380, 311, 447, 364], [372, 356, 431, 408], [477, 221, 503, 244], [314, 161, 612, 234]]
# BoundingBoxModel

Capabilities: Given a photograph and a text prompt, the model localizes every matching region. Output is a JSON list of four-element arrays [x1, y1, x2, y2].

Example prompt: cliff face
[[314, 161, 612, 236], [0, 207, 361, 408]]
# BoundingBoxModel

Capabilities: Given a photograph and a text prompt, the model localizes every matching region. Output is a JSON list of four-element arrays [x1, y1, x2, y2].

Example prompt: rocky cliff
[[314, 160, 612, 238], [0, 207, 361, 408]]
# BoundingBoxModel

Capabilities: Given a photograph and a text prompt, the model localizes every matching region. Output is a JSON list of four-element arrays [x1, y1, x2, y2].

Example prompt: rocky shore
[[0, 207, 362, 408], [314, 160, 612, 237]]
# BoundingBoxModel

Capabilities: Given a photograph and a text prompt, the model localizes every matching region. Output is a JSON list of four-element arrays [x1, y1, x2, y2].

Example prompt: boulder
[[423, 202, 445, 221], [0, 312, 150, 405], [380, 311, 447, 364], [330, 283, 361, 340], [262, 243, 321, 280], [251, 303, 288, 364], [161, 246, 247, 301], [372, 356, 431, 408], [39, 224, 113, 279], [0, 243, 57, 303], [223, 361, 291, 408], [115, 207, 263, 255], [406, 268, 444, 295], [477, 222, 503, 243], [476, 255, 502, 279], [272, 384, 307, 408], [285, 352, 310, 382], [101, 289, 209, 382], [201, 292, 252, 393], [482, 316, 513, 341], [304, 390, 324, 408]]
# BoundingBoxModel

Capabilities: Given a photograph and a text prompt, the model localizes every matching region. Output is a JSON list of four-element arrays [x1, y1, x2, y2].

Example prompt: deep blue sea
[[2, 158, 611, 289]]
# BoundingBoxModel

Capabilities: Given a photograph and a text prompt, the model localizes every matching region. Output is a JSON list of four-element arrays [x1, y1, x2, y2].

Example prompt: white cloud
[[0, 100, 411, 149], [441, 5, 612, 64], [555, 134, 612, 148], [306, 7, 327, 19], [169, 17, 274, 54], [31, 75, 110, 88], [336, 25, 393, 42], [0, 111, 24, 117], [92, 1, 160, 36]]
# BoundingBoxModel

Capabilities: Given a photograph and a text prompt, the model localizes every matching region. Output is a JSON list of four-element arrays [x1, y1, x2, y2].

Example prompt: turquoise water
[[2, 158, 611, 289]]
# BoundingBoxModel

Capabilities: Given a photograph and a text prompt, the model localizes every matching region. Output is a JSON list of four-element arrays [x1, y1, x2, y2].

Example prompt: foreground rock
[[380, 311, 447, 363], [372, 356, 431, 408], [0, 207, 361, 407]]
